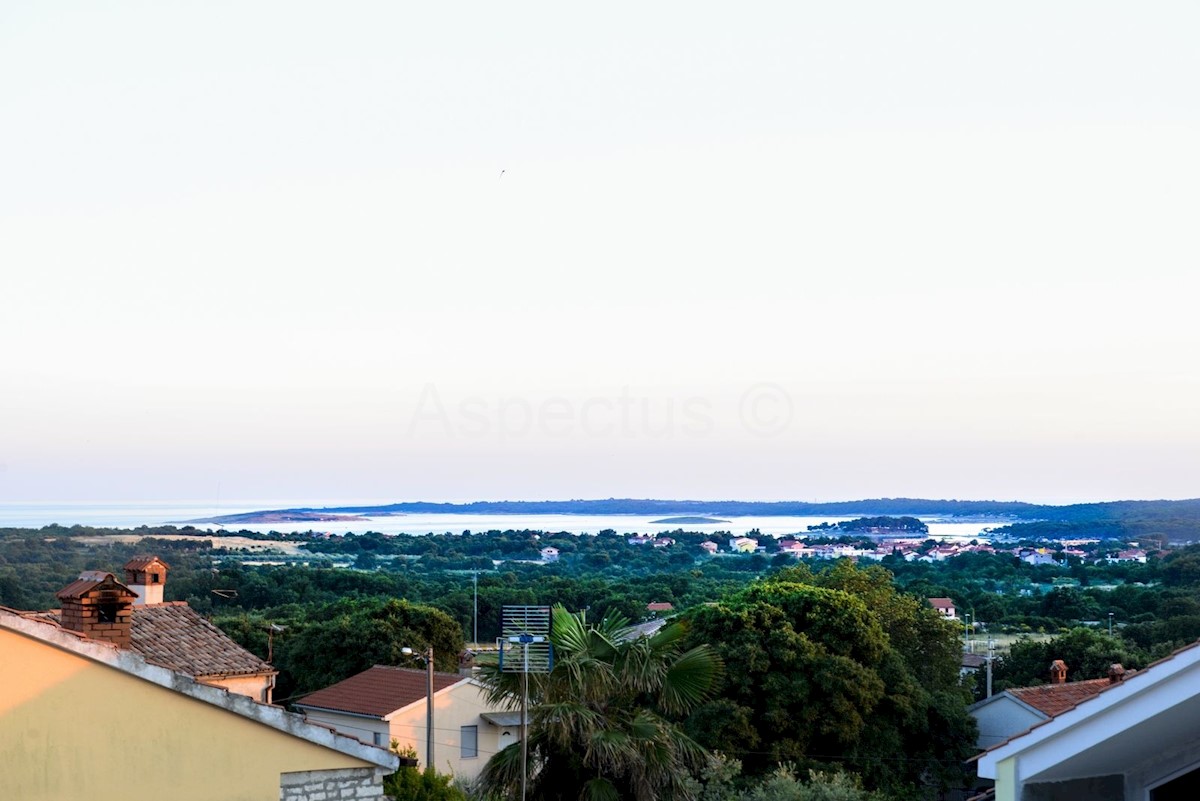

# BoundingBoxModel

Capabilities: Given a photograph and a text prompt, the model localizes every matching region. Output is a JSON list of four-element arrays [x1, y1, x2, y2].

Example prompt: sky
[[2, 2, 1199, 505]]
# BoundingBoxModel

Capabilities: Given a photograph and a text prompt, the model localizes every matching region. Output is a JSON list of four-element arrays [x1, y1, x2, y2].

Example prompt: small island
[[650, 516, 730, 525], [808, 516, 928, 536]]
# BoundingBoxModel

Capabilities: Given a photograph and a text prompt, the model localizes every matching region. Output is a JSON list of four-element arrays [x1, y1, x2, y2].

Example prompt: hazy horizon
[[4, 2, 1198, 504]]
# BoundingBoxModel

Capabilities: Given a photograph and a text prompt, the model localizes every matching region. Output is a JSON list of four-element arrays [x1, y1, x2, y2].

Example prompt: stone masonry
[[279, 767, 387, 801]]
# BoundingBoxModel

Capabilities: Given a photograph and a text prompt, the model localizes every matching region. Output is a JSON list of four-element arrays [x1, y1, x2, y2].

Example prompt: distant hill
[[179, 498, 1200, 542]]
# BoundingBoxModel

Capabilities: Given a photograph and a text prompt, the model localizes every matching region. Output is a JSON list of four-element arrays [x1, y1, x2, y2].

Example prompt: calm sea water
[[0, 502, 1005, 540]]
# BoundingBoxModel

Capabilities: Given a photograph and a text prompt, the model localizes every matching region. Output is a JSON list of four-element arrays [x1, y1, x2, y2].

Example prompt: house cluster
[[627, 535, 675, 548], [0, 556, 397, 800], [766, 537, 1156, 566]]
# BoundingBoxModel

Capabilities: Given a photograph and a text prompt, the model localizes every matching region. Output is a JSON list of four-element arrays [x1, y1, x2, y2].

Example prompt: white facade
[[969, 693, 1048, 750]]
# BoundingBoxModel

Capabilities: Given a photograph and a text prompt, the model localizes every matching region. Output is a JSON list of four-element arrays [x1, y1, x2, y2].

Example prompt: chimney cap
[[56, 572, 138, 602]]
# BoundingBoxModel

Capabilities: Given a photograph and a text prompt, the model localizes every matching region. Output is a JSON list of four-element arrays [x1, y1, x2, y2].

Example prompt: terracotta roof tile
[[1008, 679, 1112, 716], [33, 603, 274, 679], [125, 555, 171, 571], [130, 602, 275, 679], [298, 665, 466, 718]]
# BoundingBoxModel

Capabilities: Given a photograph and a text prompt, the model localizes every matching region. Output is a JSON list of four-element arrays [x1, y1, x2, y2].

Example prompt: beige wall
[[301, 708, 391, 749], [386, 680, 520, 780], [206, 672, 275, 703], [0, 627, 375, 801]]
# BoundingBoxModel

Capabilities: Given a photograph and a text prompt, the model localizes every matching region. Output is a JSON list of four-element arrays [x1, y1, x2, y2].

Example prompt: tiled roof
[[961, 653, 987, 669], [56, 572, 138, 601], [130, 602, 275, 678], [1008, 679, 1113, 717], [928, 597, 955, 608], [125, 555, 170, 571], [32, 603, 274, 679], [297, 665, 466, 718]]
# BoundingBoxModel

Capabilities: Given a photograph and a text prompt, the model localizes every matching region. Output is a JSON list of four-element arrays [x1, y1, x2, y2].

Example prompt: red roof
[[928, 597, 955, 609], [125, 555, 171, 571], [1008, 679, 1113, 717], [298, 665, 467, 718], [646, 602, 674, 612]]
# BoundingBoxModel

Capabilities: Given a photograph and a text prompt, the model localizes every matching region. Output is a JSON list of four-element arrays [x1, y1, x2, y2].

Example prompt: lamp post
[[1108, 611, 1114, 637], [402, 646, 435, 770]]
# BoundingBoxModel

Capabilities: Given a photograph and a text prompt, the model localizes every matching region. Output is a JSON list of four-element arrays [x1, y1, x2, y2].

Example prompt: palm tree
[[477, 605, 722, 801]]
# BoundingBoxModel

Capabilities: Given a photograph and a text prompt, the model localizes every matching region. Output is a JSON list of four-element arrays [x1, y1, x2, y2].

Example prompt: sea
[[0, 501, 1007, 541]]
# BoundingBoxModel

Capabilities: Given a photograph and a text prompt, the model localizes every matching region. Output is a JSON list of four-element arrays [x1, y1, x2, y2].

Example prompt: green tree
[[275, 597, 463, 697], [477, 605, 722, 801], [683, 563, 975, 796], [384, 743, 467, 801]]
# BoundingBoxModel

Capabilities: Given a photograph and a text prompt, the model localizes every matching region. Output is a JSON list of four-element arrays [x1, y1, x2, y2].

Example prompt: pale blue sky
[[2, 2, 1199, 504]]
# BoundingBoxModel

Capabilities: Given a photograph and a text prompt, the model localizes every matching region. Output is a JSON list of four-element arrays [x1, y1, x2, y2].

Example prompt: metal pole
[[473, 571, 479, 647], [986, 637, 995, 698], [521, 643, 529, 801], [1108, 612, 1114, 637], [426, 647, 435, 771]]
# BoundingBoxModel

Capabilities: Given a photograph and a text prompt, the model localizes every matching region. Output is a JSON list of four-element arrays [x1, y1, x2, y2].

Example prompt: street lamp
[[1108, 611, 1114, 637], [401, 646, 435, 771]]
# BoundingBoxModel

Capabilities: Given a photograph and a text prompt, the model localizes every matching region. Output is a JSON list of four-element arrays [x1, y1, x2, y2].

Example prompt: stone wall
[[279, 767, 387, 801]]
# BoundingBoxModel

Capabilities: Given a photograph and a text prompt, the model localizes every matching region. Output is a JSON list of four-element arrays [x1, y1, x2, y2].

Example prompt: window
[[374, 732, 386, 747], [150, 573, 160, 583], [97, 602, 120, 623], [460, 725, 478, 759]]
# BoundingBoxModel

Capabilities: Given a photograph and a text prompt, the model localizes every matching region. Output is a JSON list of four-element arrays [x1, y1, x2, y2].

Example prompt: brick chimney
[[124, 555, 170, 606], [56, 571, 137, 648], [1108, 663, 1127, 683], [1050, 659, 1068, 684]]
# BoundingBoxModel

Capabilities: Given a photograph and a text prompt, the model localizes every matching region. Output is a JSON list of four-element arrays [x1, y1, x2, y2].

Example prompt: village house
[[296, 664, 522, 781], [0, 605, 396, 801], [970, 660, 1121, 750], [698, 541, 719, 554], [928, 597, 957, 620], [646, 601, 674, 616], [24, 556, 277, 702], [539, 546, 559, 562], [729, 537, 759, 553], [974, 644, 1200, 800]]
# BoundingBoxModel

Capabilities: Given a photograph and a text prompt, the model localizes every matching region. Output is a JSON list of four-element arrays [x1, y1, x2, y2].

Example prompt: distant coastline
[[176, 496, 1200, 528], [649, 516, 729, 525], [175, 511, 367, 525]]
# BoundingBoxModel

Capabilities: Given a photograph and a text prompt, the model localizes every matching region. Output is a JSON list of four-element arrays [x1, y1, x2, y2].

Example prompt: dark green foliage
[[682, 563, 976, 796], [993, 628, 1147, 689], [217, 597, 463, 700]]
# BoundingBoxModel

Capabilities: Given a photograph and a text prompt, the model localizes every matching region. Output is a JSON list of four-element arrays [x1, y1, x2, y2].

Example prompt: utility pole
[[425, 645, 434, 771], [402, 646, 435, 770], [986, 636, 996, 698], [473, 571, 479, 647], [1108, 611, 1114, 637]]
